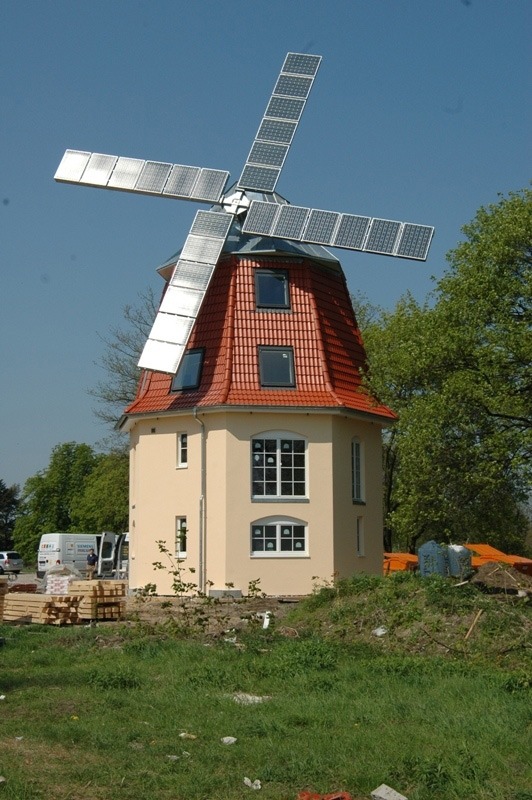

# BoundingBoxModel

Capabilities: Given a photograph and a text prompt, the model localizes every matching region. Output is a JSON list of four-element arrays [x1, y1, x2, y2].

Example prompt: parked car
[[0, 551, 24, 574], [0, 564, 4, 575]]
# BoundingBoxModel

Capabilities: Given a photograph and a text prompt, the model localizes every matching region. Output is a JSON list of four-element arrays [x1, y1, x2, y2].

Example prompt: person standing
[[86, 548, 98, 580]]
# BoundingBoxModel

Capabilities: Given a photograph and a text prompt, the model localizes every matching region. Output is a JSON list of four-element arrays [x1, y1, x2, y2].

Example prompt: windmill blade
[[55, 149, 229, 204], [237, 53, 322, 194], [242, 200, 434, 261], [138, 209, 233, 374]]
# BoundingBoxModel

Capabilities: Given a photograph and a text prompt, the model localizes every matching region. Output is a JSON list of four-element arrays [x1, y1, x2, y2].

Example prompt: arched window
[[251, 432, 307, 499], [251, 516, 308, 557]]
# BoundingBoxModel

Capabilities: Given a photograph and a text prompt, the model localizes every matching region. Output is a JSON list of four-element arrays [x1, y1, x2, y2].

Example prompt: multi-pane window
[[177, 433, 188, 468], [251, 520, 307, 556], [171, 349, 204, 391], [175, 516, 187, 558], [252, 436, 306, 498], [258, 346, 295, 387], [351, 438, 364, 502], [255, 269, 290, 309]]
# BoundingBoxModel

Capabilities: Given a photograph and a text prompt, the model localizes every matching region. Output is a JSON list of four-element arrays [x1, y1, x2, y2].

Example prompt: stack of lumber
[[2, 593, 83, 624], [2, 580, 127, 625], [0, 576, 9, 620], [70, 580, 127, 621]]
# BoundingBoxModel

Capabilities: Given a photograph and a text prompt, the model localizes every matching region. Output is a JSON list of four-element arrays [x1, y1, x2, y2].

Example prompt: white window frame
[[351, 437, 365, 503], [251, 517, 308, 558], [356, 516, 365, 557], [177, 432, 188, 468], [251, 432, 307, 500], [175, 516, 188, 559]]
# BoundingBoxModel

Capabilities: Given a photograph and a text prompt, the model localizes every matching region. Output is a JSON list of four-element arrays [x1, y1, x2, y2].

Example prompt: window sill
[[352, 500, 366, 506], [256, 307, 292, 313], [252, 497, 309, 503], [250, 553, 309, 559]]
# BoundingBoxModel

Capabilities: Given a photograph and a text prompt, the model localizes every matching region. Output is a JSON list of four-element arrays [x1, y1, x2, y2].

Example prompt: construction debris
[[471, 562, 532, 593], [371, 784, 408, 800]]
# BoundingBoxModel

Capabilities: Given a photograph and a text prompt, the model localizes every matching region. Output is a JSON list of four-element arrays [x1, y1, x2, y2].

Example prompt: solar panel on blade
[[136, 161, 172, 193], [108, 157, 144, 190], [273, 205, 310, 239], [395, 223, 434, 260], [163, 165, 201, 197], [241, 200, 280, 236], [170, 261, 215, 291], [80, 153, 117, 186], [364, 219, 401, 255]]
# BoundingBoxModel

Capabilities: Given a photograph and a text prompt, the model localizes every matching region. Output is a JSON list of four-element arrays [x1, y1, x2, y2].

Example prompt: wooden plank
[[3, 588, 125, 624]]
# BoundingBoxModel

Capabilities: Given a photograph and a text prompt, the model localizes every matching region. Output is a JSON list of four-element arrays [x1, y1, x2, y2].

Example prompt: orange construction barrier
[[464, 544, 532, 576], [383, 553, 418, 574]]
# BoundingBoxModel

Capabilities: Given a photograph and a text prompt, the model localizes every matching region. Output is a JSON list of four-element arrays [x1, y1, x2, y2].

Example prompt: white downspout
[[193, 408, 206, 593]]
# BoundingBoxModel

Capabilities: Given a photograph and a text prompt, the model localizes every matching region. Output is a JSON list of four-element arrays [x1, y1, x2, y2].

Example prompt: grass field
[[1, 572, 531, 800]]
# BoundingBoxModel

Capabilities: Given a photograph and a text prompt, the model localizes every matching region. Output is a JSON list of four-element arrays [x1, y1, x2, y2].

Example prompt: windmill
[[54, 52, 434, 378], [55, 53, 435, 596]]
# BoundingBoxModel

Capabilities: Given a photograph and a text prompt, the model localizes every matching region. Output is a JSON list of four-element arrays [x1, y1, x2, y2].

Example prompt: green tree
[[437, 188, 531, 449], [71, 450, 129, 532], [0, 480, 20, 550], [13, 442, 99, 562], [362, 189, 531, 554]]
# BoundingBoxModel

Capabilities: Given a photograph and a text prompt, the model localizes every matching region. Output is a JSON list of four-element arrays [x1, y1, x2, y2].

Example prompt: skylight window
[[255, 269, 290, 309], [258, 346, 295, 387], [171, 349, 204, 391]]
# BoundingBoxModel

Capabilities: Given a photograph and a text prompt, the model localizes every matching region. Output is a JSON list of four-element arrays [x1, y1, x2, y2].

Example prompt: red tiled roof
[[125, 255, 396, 421]]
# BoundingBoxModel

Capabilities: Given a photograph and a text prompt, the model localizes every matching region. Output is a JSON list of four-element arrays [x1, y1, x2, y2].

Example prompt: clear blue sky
[[1, 0, 530, 489]]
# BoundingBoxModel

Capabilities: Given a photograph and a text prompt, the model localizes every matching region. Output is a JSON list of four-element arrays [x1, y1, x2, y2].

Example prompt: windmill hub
[[221, 190, 251, 216]]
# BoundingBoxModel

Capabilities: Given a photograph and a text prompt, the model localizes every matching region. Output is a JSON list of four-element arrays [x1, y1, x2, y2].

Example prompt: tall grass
[[1, 595, 530, 800]]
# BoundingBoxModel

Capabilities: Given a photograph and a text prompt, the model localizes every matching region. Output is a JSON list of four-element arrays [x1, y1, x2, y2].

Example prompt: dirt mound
[[471, 562, 532, 592], [125, 594, 301, 636]]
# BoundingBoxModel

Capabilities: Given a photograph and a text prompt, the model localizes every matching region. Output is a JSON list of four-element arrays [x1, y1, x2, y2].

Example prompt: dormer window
[[255, 269, 290, 309]]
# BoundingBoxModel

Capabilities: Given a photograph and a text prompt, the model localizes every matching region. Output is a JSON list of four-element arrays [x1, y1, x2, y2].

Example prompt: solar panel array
[[55, 149, 229, 204], [242, 200, 434, 261], [55, 52, 435, 375], [138, 210, 233, 373], [237, 53, 321, 193]]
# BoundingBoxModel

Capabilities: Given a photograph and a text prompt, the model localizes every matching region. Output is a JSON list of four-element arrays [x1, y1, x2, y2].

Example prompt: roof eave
[[119, 403, 397, 432]]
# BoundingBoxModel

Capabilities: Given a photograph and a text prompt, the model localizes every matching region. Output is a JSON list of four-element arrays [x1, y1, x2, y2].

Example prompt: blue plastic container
[[447, 545, 472, 578], [418, 540, 449, 577]]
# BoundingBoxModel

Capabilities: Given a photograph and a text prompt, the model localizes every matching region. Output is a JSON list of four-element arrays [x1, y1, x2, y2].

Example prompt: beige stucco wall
[[128, 408, 385, 596]]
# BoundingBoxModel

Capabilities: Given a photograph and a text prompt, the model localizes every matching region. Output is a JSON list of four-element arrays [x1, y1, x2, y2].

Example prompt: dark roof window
[[258, 346, 295, 387], [255, 269, 290, 309], [171, 349, 204, 391]]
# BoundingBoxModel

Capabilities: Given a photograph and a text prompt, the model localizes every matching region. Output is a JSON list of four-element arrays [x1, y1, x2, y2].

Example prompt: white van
[[37, 533, 100, 578], [98, 531, 129, 579]]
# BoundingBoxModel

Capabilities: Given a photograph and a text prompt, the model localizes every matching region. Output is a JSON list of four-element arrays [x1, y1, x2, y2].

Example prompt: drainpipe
[[193, 408, 206, 593]]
